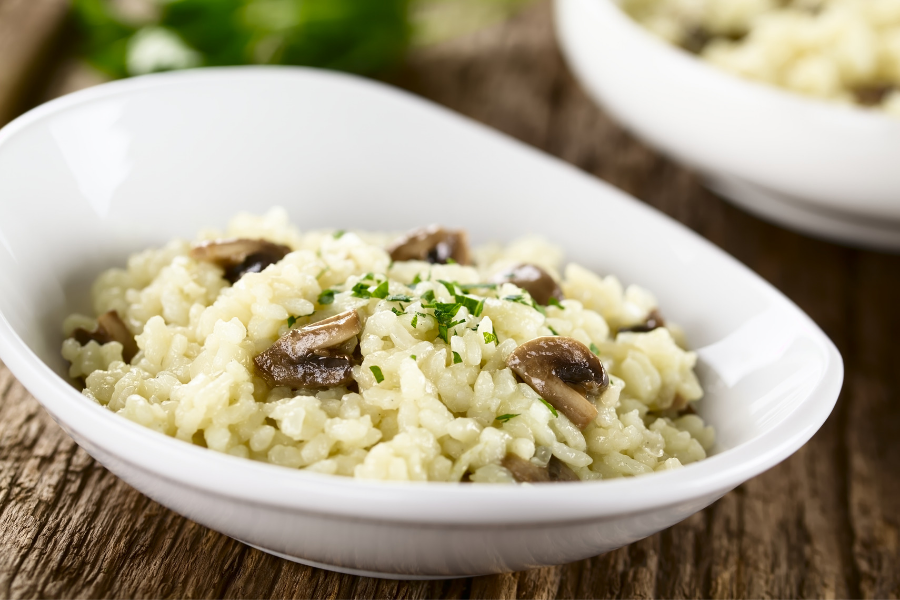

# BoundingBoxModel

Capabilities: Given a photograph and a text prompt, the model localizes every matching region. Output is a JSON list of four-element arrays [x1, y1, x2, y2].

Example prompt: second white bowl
[[555, 0, 900, 250]]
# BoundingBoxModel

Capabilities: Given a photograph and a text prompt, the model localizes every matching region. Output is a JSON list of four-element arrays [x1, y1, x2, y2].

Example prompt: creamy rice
[[62, 208, 713, 483], [622, 0, 900, 116]]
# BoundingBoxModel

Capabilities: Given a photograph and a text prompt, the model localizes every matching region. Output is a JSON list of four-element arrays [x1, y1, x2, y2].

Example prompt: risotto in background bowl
[[555, 0, 900, 251], [0, 67, 842, 578]]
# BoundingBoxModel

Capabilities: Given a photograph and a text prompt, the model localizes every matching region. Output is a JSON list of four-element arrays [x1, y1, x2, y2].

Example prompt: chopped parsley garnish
[[351, 282, 372, 298], [446, 257, 457, 264], [333, 229, 346, 239], [503, 294, 545, 314], [421, 290, 435, 303], [371, 280, 389, 299], [474, 299, 485, 317], [433, 302, 461, 313], [495, 414, 519, 423], [411, 314, 418, 328], [438, 280, 457, 295], [452, 351, 462, 364], [370, 366, 384, 383], [547, 297, 564, 308], [391, 306, 405, 316], [386, 294, 412, 302], [458, 283, 498, 292], [410, 273, 423, 286], [410, 355, 416, 360], [548, 325, 559, 336], [431, 302, 465, 343], [483, 331, 498, 345], [287, 315, 298, 327], [590, 343, 600, 355], [538, 397, 558, 418], [318, 289, 336, 305], [454, 294, 481, 315]]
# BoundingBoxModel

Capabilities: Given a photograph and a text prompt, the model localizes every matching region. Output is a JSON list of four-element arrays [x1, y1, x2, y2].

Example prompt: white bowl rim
[[0, 66, 844, 525], [579, 0, 900, 130]]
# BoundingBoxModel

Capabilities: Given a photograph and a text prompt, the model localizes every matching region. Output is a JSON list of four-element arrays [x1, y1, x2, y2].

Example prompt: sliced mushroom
[[492, 263, 563, 306], [254, 310, 362, 388], [386, 225, 469, 265], [501, 454, 580, 483], [71, 310, 139, 363], [547, 456, 580, 482], [507, 337, 607, 429], [853, 84, 894, 107], [190, 238, 291, 284], [618, 309, 665, 334]]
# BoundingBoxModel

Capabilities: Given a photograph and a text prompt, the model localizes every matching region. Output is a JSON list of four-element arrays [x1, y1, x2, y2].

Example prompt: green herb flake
[[439, 280, 457, 295], [539, 397, 558, 418], [590, 343, 600, 355], [458, 283, 498, 293], [371, 280, 390, 299], [504, 294, 546, 315], [454, 294, 481, 315], [548, 325, 559, 336], [446, 257, 457, 264], [452, 351, 462, 364], [410, 355, 416, 360], [474, 299, 485, 317], [548, 297, 564, 309], [411, 314, 419, 328], [386, 294, 412, 302], [421, 290, 435, 303], [351, 282, 372, 298], [483, 331, 498, 345], [391, 306, 405, 316], [318, 289, 336, 305], [370, 366, 384, 384], [495, 414, 520, 423], [333, 229, 346, 239], [434, 302, 462, 314], [410, 273, 423, 286], [287, 315, 298, 327]]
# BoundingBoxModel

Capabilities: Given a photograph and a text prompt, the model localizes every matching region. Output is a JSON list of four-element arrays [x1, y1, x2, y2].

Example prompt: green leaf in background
[[72, 0, 411, 78], [71, 0, 536, 79]]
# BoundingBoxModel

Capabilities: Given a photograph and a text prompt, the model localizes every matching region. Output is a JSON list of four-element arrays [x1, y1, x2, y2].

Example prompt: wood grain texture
[[1, 2, 899, 598], [0, 0, 70, 126]]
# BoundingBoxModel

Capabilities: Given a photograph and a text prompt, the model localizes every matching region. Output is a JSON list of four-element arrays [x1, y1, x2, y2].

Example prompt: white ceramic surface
[[0, 67, 842, 578], [555, 0, 900, 251]]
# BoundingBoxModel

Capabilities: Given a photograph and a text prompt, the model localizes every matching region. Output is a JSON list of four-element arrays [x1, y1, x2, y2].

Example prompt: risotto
[[622, 0, 900, 116], [62, 208, 713, 483]]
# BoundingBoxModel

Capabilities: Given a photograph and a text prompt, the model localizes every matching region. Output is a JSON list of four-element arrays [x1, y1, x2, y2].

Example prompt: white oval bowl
[[0, 67, 842, 579], [555, 0, 900, 250]]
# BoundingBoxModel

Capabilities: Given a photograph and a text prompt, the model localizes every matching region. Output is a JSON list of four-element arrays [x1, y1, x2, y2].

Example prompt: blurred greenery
[[72, 0, 410, 78], [72, 0, 536, 79]]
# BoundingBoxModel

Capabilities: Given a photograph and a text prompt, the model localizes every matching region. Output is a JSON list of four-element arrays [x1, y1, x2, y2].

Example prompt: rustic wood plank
[[0, 1, 898, 598], [847, 253, 900, 599], [0, 0, 70, 126]]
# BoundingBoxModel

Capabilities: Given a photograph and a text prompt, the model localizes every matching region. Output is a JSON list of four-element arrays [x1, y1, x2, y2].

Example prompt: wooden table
[[2, 2, 899, 598]]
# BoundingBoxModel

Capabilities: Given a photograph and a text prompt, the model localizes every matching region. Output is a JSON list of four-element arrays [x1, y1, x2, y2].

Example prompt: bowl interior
[[0, 67, 839, 471]]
